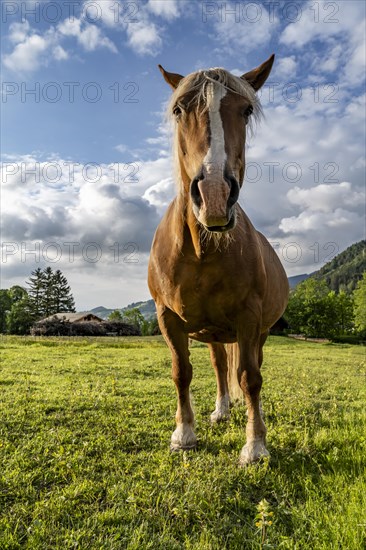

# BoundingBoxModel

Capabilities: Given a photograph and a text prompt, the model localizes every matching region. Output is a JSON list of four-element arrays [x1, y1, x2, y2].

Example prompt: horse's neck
[[173, 193, 217, 259], [185, 205, 203, 257]]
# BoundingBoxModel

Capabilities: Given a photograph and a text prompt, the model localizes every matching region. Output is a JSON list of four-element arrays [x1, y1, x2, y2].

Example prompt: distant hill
[[310, 240, 365, 293], [122, 300, 156, 319], [288, 273, 310, 288], [90, 306, 115, 319], [91, 300, 156, 320]]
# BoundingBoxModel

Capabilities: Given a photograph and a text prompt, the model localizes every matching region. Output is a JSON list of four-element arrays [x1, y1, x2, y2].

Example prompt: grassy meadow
[[0, 335, 365, 549]]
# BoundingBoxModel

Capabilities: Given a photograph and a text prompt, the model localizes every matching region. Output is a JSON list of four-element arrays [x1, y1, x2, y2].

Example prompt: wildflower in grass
[[255, 499, 274, 547], [182, 451, 190, 468]]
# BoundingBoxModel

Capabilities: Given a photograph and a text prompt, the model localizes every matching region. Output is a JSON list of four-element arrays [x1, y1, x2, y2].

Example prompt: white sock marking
[[211, 393, 230, 422]]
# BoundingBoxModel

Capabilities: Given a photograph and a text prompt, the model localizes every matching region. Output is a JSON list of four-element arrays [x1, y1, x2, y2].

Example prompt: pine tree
[[42, 267, 55, 317], [26, 267, 76, 318], [52, 270, 75, 313], [26, 268, 46, 318]]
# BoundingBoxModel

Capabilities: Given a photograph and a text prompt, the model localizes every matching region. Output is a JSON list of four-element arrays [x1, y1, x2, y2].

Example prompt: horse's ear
[[158, 65, 184, 90], [241, 54, 275, 91]]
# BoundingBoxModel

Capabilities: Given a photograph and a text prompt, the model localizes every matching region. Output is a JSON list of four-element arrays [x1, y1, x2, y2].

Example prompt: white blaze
[[203, 82, 227, 175]]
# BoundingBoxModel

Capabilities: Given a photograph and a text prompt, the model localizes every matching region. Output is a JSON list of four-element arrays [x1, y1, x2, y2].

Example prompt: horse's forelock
[[169, 69, 260, 115], [167, 68, 262, 136]]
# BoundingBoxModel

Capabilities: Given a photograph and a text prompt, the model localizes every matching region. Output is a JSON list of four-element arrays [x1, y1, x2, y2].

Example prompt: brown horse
[[148, 55, 289, 465]]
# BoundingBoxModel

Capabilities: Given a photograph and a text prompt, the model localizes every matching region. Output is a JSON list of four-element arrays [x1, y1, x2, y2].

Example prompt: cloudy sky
[[1, 0, 365, 310]]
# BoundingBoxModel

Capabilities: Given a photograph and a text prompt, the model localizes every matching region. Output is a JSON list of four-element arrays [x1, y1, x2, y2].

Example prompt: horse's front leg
[[157, 306, 197, 451], [237, 326, 269, 465], [208, 343, 230, 423]]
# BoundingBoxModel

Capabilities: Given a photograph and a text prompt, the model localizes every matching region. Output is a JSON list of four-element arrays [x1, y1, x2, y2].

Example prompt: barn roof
[[40, 312, 103, 323]]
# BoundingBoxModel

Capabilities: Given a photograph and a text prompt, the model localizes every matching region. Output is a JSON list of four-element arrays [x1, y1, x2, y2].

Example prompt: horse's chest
[[172, 263, 243, 324]]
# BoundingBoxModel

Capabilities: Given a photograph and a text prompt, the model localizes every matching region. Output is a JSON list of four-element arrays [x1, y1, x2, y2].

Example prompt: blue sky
[[1, 0, 365, 310]]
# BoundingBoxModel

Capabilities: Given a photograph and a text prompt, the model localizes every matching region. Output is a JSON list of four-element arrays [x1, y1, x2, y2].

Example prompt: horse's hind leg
[[237, 328, 269, 465], [157, 306, 197, 451], [208, 343, 230, 423]]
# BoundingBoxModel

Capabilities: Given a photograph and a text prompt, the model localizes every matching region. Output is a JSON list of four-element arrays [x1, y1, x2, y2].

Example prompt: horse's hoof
[[210, 395, 230, 424], [170, 424, 197, 451], [210, 411, 230, 423], [170, 443, 197, 452], [238, 441, 270, 466]]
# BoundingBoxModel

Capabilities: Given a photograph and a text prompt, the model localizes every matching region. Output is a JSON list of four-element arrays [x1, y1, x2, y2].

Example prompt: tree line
[[107, 308, 160, 336], [1, 267, 160, 336], [285, 273, 366, 341], [1, 267, 75, 334], [2, 267, 365, 340]]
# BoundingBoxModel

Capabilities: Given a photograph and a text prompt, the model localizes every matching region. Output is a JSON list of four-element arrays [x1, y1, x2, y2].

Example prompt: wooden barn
[[41, 312, 103, 324]]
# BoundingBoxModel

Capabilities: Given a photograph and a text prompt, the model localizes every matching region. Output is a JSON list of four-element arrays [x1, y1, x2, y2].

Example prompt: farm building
[[32, 312, 140, 337], [41, 312, 103, 323]]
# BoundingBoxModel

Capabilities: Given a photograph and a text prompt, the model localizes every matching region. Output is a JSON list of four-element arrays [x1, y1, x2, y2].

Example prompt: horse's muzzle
[[190, 173, 239, 232]]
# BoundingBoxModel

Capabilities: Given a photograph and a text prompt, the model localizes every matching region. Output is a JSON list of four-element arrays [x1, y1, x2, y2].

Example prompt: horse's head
[[159, 55, 274, 232]]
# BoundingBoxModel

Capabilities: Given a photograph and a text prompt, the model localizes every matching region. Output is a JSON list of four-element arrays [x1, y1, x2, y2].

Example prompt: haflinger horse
[[148, 55, 289, 465]]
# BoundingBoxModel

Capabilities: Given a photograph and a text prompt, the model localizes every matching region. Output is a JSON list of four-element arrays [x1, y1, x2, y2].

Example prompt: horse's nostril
[[226, 176, 240, 208], [190, 177, 202, 207]]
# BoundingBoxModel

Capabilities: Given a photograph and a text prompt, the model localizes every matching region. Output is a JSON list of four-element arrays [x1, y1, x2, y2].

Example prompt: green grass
[[0, 335, 365, 549]]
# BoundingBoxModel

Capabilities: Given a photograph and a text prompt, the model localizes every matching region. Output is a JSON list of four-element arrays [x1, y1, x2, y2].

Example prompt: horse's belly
[[189, 328, 237, 343], [179, 297, 241, 341]]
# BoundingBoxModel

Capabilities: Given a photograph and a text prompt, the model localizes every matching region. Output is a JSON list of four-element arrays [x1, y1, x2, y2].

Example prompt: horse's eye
[[244, 105, 253, 117], [173, 105, 182, 118]]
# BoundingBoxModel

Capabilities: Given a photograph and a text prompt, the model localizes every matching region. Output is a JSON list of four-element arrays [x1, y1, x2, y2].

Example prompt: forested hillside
[[311, 240, 365, 292]]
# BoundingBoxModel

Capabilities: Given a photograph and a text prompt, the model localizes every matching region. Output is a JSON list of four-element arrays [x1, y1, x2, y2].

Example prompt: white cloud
[[275, 179, 364, 273], [238, 81, 365, 275], [79, 23, 117, 52], [53, 45, 68, 61], [3, 0, 176, 73], [0, 155, 161, 245], [280, 208, 362, 233], [57, 17, 81, 37], [8, 21, 30, 43], [85, 0, 122, 27], [58, 18, 117, 53], [3, 33, 49, 72], [0, 151, 171, 308], [115, 144, 128, 153], [211, 2, 278, 54], [146, 0, 180, 20], [125, 20, 162, 56], [143, 177, 175, 210], [286, 182, 363, 213], [315, 44, 343, 74], [342, 20, 366, 86], [280, 0, 365, 61], [273, 56, 297, 79], [3, 18, 117, 74], [3, 12, 118, 74]]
